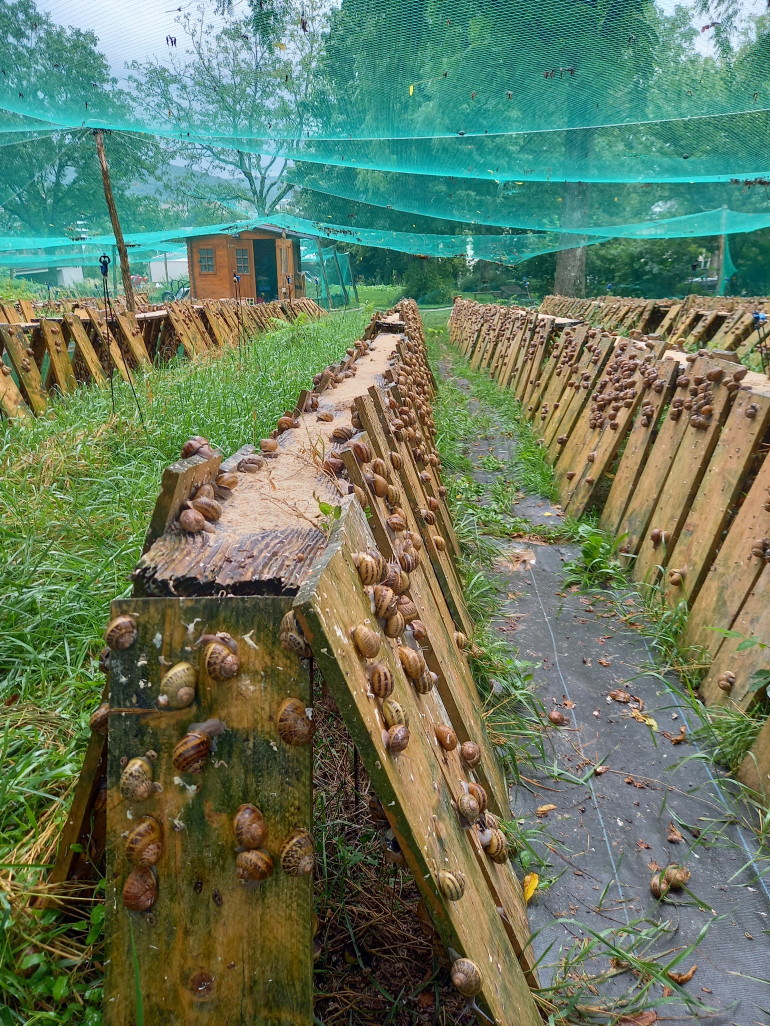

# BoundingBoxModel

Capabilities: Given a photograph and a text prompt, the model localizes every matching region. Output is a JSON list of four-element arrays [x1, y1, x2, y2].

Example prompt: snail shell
[[408, 531, 422, 551], [484, 828, 507, 861], [664, 863, 690, 889], [386, 484, 401, 506], [331, 425, 355, 442], [123, 866, 157, 912], [382, 696, 409, 729], [158, 661, 197, 709], [457, 791, 480, 822], [373, 585, 397, 619], [396, 596, 418, 623], [432, 535, 447, 552], [355, 552, 383, 586], [190, 496, 223, 521], [351, 623, 381, 659], [371, 458, 387, 477], [236, 848, 274, 884], [234, 804, 267, 849], [281, 629, 310, 658], [390, 452, 402, 470], [179, 508, 207, 533], [384, 610, 405, 639], [277, 697, 316, 746], [384, 724, 410, 752], [413, 668, 436, 695], [203, 641, 240, 680], [98, 646, 111, 675], [435, 724, 457, 750], [451, 958, 482, 997], [369, 662, 394, 699], [398, 549, 419, 573], [89, 701, 110, 734], [387, 514, 406, 533], [460, 741, 481, 768], [104, 614, 137, 651], [120, 757, 158, 801], [398, 645, 425, 680], [467, 782, 488, 814], [172, 730, 211, 774], [125, 816, 163, 866], [371, 474, 389, 498], [280, 829, 314, 875], [438, 869, 465, 901], [352, 440, 373, 463], [260, 437, 279, 452]]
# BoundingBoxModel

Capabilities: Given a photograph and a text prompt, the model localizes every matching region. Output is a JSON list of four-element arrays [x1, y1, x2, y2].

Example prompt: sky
[[36, 0, 769, 81]]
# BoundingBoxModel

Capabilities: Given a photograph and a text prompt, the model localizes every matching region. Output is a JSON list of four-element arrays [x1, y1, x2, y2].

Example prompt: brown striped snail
[[398, 645, 425, 680], [236, 848, 274, 885], [280, 610, 311, 658], [123, 866, 157, 912], [485, 830, 508, 864], [277, 698, 316, 746], [104, 614, 137, 651], [354, 550, 386, 586], [435, 723, 457, 751], [369, 662, 394, 699], [413, 668, 437, 695], [467, 782, 488, 814], [280, 829, 314, 876], [351, 623, 381, 659], [89, 701, 110, 734], [383, 724, 410, 752], [450, 956, 483, 997], [384, 610, 405, 639], [396, 596, 418, 623], [202, 637, 240, 680], [456, 790, 480, 825], [437, 869, 465, 901], [179, 508, 208, 534], [460, 741, 481, 768], [373, 585, 397, 619], [189, 496, 222, 522], [125, 816, 163, 867], [234, 804, 267, 849], [158, 662, 197, 709], [382, 696, 409, 729], [172, 719, 226, 774], [120, 755, 161, 802]]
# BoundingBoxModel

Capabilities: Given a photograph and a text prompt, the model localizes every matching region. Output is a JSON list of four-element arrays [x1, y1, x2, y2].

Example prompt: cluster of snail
[[650, 863, 690, 899], [177, 438, 240, 535], [649, 528, 671, 550], [586, 340, 653, 433], [717, 668, 736, 693], [233, 803, 314, 886], [750, 537, 770, 563]]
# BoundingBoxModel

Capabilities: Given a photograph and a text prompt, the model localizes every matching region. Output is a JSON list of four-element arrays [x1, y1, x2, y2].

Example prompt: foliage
[[562, 524, 629, 590], [692, 705, 769, 774]]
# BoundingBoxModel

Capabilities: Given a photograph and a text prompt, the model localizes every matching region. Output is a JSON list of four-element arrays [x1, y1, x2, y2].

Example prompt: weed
[[692, 705, 769, 774], [562, 523, 628, 590]]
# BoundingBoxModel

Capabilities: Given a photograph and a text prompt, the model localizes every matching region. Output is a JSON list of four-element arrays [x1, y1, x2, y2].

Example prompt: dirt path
[[446, 367, 770, 1025]]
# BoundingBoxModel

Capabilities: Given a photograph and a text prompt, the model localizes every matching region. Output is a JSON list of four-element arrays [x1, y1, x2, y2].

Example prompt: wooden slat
[[0, 362, 32, 420], [61, 313, 108, 388], [114, 312, 152, 368], [0, 324, 48, 414], [549, 334, 613, 464], [86, 310, 132, 382], [738, 710, 770, 798], [142, 450, 222, 553], [38, 318, 77, 394], [295, 509, 540, 1022], [105, 596, 312, 1026]]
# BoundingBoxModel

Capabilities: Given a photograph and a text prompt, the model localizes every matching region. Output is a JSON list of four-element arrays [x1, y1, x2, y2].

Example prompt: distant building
[[186, 226, 306, 303]]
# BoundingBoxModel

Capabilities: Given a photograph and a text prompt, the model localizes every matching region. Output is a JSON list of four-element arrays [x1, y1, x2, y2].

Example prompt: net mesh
[[0, 0, 768, 265]]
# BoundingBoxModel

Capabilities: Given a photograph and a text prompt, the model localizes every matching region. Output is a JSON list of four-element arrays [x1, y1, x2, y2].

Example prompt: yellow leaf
[[409, 83, 414, 96], [630, 708, 658, 731], [523, 873, 539, 904], [536, 803, 557, 817], [276, 41, 287, 50]]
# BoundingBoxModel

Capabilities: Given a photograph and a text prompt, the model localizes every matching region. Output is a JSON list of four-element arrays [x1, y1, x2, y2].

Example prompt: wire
[[100, 253, 145, 428]]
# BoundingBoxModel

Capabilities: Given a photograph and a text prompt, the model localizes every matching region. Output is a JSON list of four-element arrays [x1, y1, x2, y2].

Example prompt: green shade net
[[0, 0, 769, 263]]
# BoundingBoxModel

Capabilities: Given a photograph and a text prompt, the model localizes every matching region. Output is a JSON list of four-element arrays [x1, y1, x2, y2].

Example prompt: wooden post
[[333, 250, 350, 306], [93, 129, 136, 313], [315, 240, 332, 311]]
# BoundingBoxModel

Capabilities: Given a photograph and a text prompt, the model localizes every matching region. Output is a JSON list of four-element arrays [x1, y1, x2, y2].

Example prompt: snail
[[717, 670, 735, 692], [316, 411, 334, 423], [189, 496, 222, 522], [485, 829, 508, 864], [158, 662, 197, 709], [398, 549, 419, 573], [236, 848, 274, 885], [354, 551, 385, 586], [387, 514, 406, 533], [548, 708, 566, 726], [352, 440, 373, 464], [390, 452, 402, 470], [382, 696, 409, 729], [98, 646, 111, 675], [277, 698, 316, 746], [172, 719, 227, 774], [382, 724, 410, 752], [104, 614, 137, 651], [396, 596, 418, 623], [202, 639, 240, 680], [650, 863, 691, 898], [398, 645, 425, 681], [373, 585, 397, 620], [280, 610, 310, 658], [179, 508, 208, 534], [331, 425, 355, 442], [125, 816, 163, 866], [371, 458, 388, 477], [467, 782, 488, 814], [408, 531, 422, 551], [386, 484, 401, 506], [454, 632, 468, 651], [280, 829, 314, 875], [384, 610, 405, 639], [181, 436, 215, 460], [89, 701, 110, 734], [434, 723, 457, 751], [437, 869, 465, 901], [120, 755, 161, 802], [237, 455, 264, 473], [123, 866, 157, 912], [351, 623, 381, 659], [353, 484, 369, 507], [432, 535, 447, 552], [369, 662, 394, 699], [413, 668, 437, 695], [460, 741, 481, 768], [260, 437, 279, 453], [456, 790, 480, 826], [234, 804, 267, 849], [371, 474, 389, 498]]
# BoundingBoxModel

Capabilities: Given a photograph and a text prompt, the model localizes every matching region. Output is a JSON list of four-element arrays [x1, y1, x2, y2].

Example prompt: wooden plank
[[86, 310, 132, 383], [535, 325, 589, 437], [199, 302, 229, 348], [686, 455, 770, 654], [142, 450, 222, 553], [600, 358, 680, 537], [37, 318, 77, 394], [0, 324, 48, 414], [738, 712, 770, 799], [17, 299, 35, 322], [549, 334, 613, 462], [105, 596, 312, 1026], [0, 362, 32, 420], [699, 566, 770, 710], [295, 510, 541, 1021], [656, 303, 682, 338], [663, 387, 770, 608], [114, 311, 152, 368], [61, 313, 108, 388], [631, 363, 737, 584], [515, 316, 553, 405], [166, 303, 203, 358], [1, 302, 21, 324]]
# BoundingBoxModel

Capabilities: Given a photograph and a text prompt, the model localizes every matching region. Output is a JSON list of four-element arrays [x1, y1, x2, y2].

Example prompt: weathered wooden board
[[38, 318, 77, 394], [549, 334, 613, 463], [295, 512, 540, 1024], [698, 566, 770, 710], [86, 310, 132, 382], [663, 388, 770, 607], [0, 362, 31, 420], [0, 323, 48, 413], [61, 313, 108, 387], [738, 711, 770, 798], [114, 312, 152, 368], [686, 456, 770, 654], [142, 451, 223, 553], [105, 596, 313, 1026]]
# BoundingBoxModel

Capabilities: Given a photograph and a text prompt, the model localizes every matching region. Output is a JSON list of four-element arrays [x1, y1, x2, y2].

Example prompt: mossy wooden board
[[294, 509, 540, 1026], [0, 323, 48, 413], [105, 596, 312, 1026]]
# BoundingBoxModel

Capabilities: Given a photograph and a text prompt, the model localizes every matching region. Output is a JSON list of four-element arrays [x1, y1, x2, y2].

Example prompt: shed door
[[252, 239, 278, 302], [276, 238, 294, 299]]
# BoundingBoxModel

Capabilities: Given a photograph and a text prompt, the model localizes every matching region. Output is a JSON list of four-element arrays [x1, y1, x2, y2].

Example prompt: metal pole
[[315, 240, 333, 311], [333, 249, 350, 306]]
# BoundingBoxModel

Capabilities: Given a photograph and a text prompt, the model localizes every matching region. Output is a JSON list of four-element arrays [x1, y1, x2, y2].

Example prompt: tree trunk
[[93, 129, 135, 313], [554, 129, 593, 298]]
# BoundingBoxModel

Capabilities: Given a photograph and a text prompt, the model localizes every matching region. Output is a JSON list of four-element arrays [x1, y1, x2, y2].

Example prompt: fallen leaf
[[523, 872, 539, 904], [631, 707, 658, 731], [701, 987, 712, 993], [417, 991, 435, 1009], [594, 764, 609, 775], [494, 546, 536, 573], [648, 860, 661, 872], [665, 725, 687, 744], [563, 698, 576, 708], [536, 804, 557, 817], [618, 1012, 657, 1026], [662, 986, 673, 997], [668, 964, 697, 984], [609, 689, 631, 703], [636, 838, 651, 850], [598, 657, 611, 667], [667, 822, 683, 843]]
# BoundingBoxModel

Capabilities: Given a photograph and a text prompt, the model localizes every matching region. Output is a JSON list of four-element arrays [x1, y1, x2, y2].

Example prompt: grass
[[0, 308, 369, 1025]]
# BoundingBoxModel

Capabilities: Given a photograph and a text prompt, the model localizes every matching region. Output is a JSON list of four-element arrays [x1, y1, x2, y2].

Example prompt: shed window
[[236, 248, 250, 274], [199, 247, 215, 273]]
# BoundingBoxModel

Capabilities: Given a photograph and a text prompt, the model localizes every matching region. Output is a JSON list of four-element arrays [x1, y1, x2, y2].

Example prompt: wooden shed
[[187, 226, 305, 303]]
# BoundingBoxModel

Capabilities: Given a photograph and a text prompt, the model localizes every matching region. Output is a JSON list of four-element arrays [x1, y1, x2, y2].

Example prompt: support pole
[[315, 239, 333, 311], [93, 129, 135, 313], [111, 245, 118, 299], [333, 249, 350, 306]]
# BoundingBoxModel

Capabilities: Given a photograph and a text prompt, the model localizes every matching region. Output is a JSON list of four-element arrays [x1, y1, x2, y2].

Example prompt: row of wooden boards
[[449, 298, 770, 801]]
